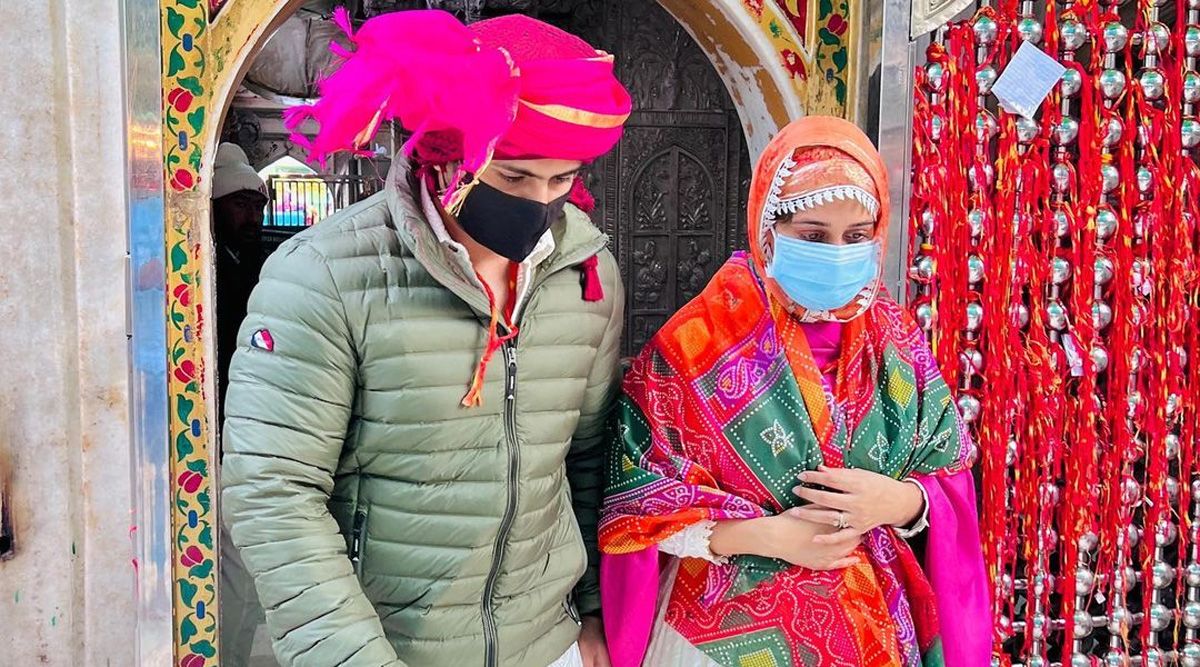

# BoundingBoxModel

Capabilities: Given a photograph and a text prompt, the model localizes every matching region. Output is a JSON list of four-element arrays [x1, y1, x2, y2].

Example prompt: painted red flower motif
[[743, 0, 764, 17], [181, 546, 205, 568], [167, 88, 194, 113], [827, 14, 848, 37], [173, 283, 192, 307], [174, 359, 197, 384], [170, 168, 195, 192], [781, 49, 807, 80], [180, 653, 205, 667], [178, 470, 203, 494]]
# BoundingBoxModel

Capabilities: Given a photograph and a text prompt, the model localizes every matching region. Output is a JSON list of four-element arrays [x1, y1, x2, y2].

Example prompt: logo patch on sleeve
[[250, 328, 275, 352]]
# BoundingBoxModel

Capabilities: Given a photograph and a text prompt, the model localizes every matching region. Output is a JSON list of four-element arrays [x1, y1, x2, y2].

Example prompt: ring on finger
[[836, 511, 848, 529]]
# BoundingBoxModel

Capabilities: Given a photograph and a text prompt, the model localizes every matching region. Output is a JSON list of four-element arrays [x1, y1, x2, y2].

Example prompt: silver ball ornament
[[1101, 163, 1120, 193], [960, 348, 984, 374], [1071, 653, 1092, 667], [1184, 70, 1200, 104], [1051, 257, 1072, 285], [1141, 69, 1166, 101], [1100, 68, 1126, 99], [1075, 567, 1095, 595], [1011, 303, 1030, 329], [1149, 603, 1172, 631], [1053, 163, 1074, 193], [930, 115, 944, 142], [1145, 22, 1171, 56], [1018, 17, 1043, 44], [1017, 116, 1041, 143], [909, 255, 935, 283], [925, 62, 946, 93], [967, 255, 984, 284], [1047, 300, 1069, 330], [1060, 20, 1088, 51], [1186, 24, 1200, 58], [976, 110, 998, 142], [1103, 116, 1123, 148], [973, 15, 998, 45], [1137, 166, 1155, 194], [1108, 605, 1132, 633], [1096, 207, 1118, 240], [915, 302, 934, 331], [1121, 476, 1142, 505], [965, 301, 984, 332], [1055, 209, 1071, 238], [1103, 22, 1129, 53], [1090, 346, 1109, 373], [1186, 601, 1200, 629], [957, 395, 981, 423], [967, 208, 985, 238], [1181, 644, 1200, 667], [976, 65, 998, 95], [1055, 117, 1080, 146], [1092, 301, 1113, 329], [1152, 562, 1175, 588], [1060, 68, 1082, 97], [1094, 257, 1114, 285], [1157, 520, 1178, 547], [1166, 433, 1181, 460], [1182, 118, 1200, 150], [1185, 562, 1200, 586]]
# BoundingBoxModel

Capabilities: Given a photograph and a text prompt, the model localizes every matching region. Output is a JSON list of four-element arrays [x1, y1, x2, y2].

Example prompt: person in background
[[212, 141, 269, 427], [599, 116, 990, 667], [211, 141, 272, 667], [221, 9, 631, 667]]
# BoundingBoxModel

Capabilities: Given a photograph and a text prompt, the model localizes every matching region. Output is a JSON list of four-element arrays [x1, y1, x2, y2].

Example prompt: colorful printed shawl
[[598, 117, 988, 667]]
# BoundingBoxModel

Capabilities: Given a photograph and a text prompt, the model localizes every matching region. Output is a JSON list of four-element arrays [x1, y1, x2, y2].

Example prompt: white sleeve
[[893, 479, 930, 539], [658, 520, 729, 564]]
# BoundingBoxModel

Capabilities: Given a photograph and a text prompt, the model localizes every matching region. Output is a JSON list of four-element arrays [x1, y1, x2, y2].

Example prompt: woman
[[598, 117, 990, 666]]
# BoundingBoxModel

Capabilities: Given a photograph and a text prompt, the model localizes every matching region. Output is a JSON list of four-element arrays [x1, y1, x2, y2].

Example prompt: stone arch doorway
[[154, 0, 862, 662]]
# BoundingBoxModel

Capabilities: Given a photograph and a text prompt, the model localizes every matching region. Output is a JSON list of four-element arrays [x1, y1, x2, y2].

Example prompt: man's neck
[[437, 197, 513, 308]]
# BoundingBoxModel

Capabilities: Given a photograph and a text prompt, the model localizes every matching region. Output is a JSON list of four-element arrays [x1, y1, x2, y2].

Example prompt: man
[[211, 142, 269, 425], [211, 142, 272, 667], [221, 9, 631, 667]]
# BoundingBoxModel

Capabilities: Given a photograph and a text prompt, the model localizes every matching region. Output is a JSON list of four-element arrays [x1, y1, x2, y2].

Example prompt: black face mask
[[454, 181, 569, 262]]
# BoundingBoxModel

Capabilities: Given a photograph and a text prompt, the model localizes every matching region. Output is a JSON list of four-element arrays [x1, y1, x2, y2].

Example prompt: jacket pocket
[[349, 507, 369, 577]]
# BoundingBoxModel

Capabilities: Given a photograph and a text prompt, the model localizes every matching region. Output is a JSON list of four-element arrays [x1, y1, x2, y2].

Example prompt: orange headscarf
[[747, 116, 891, 322]]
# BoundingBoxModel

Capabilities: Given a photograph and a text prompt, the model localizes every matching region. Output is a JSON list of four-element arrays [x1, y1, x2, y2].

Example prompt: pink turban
[[285, 8, 631, 207]]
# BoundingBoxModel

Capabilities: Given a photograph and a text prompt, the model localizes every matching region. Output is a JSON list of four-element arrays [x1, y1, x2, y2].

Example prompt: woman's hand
[[791, 466, 925, 535], [765, 511, 862, 570], [709, 514, 861, 571]]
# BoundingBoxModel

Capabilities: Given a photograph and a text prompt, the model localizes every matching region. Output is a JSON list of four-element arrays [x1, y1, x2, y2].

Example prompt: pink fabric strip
[[601, 548, 660, 667], [913, 470, 992, 666]]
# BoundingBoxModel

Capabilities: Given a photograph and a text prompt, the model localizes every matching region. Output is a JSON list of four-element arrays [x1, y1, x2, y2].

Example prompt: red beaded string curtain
[[909, 0, 1200, 663]]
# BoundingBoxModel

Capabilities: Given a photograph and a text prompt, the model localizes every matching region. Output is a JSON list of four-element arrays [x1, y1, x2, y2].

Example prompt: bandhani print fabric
[[599, 254, 973, 667]]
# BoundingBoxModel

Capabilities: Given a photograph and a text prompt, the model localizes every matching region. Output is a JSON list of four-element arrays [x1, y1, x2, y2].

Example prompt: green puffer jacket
[[221, 162, 624, 667]]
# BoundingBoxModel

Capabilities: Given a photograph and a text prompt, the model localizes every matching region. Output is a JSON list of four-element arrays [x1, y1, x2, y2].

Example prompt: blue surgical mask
[[766, 233, 880, 312]]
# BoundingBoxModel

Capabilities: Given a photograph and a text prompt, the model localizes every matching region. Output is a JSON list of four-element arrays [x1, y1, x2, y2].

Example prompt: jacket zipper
[[482, 337, 521, 667], [350, 508, 368, 576]]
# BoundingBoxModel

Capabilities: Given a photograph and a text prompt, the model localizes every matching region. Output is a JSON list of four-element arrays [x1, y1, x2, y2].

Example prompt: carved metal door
[[531, 0, 753, 356]]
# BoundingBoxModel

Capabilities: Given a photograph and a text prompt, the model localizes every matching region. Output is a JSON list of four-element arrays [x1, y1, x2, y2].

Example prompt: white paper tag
[[991, 41, 1067, 119]]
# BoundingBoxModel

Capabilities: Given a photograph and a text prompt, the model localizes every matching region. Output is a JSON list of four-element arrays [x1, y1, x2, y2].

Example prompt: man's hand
[[578, 616, 611, 667], [791, 466, 925, 535]]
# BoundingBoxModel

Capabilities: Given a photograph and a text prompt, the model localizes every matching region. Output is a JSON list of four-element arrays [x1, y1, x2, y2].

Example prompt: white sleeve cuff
[[658, 520, 729, 564], [893, 479, 930, 539]]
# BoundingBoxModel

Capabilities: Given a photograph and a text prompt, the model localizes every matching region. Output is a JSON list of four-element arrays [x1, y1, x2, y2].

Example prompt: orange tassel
[[461, 277, 518, 407]]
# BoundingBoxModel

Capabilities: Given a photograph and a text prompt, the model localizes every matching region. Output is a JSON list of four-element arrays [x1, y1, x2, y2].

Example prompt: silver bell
[[1011, 303, 1030, 329], [1166, 433, 1181, 460], [1051, 257, 1071, 285], [1149, 602, 1172, 631], [1054, 209, 1071, 238], [967, 208, 986, 238], [1186, 24, 1200, 58], [1091, 346, 1109, 373], [1152, 561, 1175, 588], [1186, 601, 1200, 629], [930, 116, 944, 142], [1103, 116, 1123, 148], [1047, 300, 1069, 330], [960, 348, 984, 374], [1102, 163, 1120, 193], [1092, 301, 1113, 330], [909, 255, 935, 283], [1096, 207, 1118, 240], [1137, 166, 1154, 194], [920, 209, 935, 236], [1053, 163, 1073, 193], [1145, 22, 1171, 56], [976, 110, 998, 142], [915, 302, 934, 331], [1185, 562, 1200, 586]]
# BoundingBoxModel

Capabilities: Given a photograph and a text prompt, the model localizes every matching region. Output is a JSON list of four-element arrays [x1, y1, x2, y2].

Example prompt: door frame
[[126, 0, 888, 662]]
